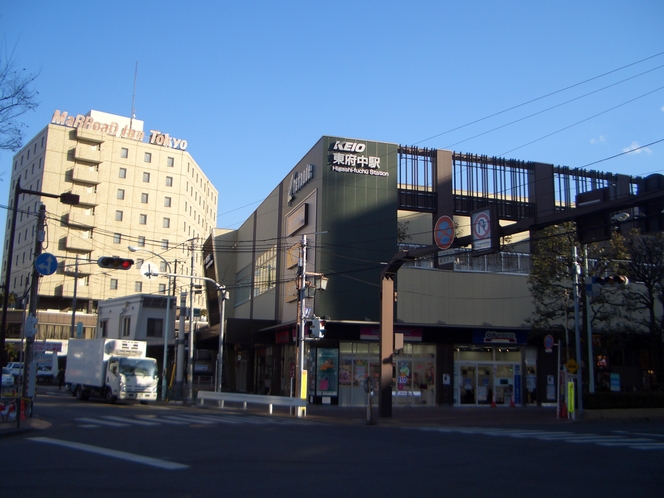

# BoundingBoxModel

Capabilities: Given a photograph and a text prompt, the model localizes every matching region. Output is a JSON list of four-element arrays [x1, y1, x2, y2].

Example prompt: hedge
[[584, 391, 664, 410]]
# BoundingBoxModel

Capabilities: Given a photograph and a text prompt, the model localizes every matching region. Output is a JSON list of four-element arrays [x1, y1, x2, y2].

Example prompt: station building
[[203, 135, 641, 408]]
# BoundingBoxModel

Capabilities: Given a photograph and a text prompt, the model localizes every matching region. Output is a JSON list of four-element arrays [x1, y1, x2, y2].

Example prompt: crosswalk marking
[[136, 415, 189, 425], [101, 416, 161, 426], [410, 426, 664, 451], [73, 412, 315, 429], [76, 417, 129, 427]]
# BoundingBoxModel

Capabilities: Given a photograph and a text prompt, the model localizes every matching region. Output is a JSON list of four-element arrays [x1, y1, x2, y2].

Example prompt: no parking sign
[[471, 208, 496, 253], [434, 215, 455, 250]]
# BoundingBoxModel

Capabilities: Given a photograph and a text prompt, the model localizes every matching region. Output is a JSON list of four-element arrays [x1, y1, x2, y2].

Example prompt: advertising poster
[[397, 361, 410, 393], [316, 348, 338, 397]]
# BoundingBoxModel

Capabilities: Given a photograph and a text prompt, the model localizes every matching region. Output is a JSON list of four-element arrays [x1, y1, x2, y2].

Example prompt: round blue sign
[[35, 253, 58, 276], [544, 334, 554, 349]]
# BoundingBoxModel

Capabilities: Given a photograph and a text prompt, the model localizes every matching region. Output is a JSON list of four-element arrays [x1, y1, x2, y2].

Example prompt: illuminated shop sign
[[473, 330, 527, 345], [328, 140, 388, 177], [287, 163, 314, 205], [51, 110, 188, 150]]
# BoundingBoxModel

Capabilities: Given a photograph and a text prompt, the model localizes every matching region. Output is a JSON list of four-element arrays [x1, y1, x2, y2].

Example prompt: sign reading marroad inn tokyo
[[51, 110, 188, 150], [328, 141, 388, 177]]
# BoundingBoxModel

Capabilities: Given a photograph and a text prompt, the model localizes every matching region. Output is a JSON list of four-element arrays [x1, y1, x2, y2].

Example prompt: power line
[[414, 50, 664, 146]]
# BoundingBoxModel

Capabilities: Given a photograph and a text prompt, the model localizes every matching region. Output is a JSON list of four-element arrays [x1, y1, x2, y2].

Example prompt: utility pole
[[175, 292, 187, 400], [572, 246, 584, 416], [187, 238, 196, 404], [70, 255, 79, 338], [296, 234, 308, 417], [584, 246, 595, 394], [18, 204, 46, 425]]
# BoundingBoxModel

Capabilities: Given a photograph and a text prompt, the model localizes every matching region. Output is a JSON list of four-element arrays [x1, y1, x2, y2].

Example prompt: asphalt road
[[4, 391, 664, 497]]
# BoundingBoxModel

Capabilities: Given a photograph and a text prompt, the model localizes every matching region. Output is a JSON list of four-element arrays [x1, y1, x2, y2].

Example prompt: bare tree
[[0, 42, 39, 152]]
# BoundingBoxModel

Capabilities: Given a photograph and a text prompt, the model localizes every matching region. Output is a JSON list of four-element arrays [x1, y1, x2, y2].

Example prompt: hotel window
[[120, 147, 129, 158], [141, 193, 149, 203], [164, 197, 172, 207], [113, 233, 122, 244], [144, 152, 152, 163], [163, 217, 170, 228], [161, 239, 169, 250], [117, 189, 125, 200], [143, 172, 150, 183], [119, 167, 127, 179], [159, 261, 167, 273], [115, 210, 123, 222], [110, 278, 118, 290], [135, 281, 143, 292], [165, 176, 173, 187], [139, 214, 147, 225], [158, 283, 166, 294], [167, 157, 174, 167], [138, 236, 146, 247]]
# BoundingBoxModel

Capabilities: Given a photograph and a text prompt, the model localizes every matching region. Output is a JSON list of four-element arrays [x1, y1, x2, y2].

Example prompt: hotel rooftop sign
[[51, 110, 188, 150]]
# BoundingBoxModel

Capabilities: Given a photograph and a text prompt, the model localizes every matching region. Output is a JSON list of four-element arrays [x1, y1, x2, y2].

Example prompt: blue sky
[[1, 1, 663, 229]]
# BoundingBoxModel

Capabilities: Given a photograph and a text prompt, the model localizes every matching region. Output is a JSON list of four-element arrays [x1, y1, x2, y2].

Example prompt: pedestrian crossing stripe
[[74, 413, 317, 429], [410, 427, 664, 451]]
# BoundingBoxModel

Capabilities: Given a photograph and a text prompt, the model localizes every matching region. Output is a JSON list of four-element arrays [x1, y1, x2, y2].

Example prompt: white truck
[[66, 339, 158, 403]]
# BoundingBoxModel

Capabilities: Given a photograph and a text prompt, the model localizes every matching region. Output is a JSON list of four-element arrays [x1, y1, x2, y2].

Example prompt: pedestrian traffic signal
[[597, 275, 629, 286], [311, 317, 326, 338], [97, 256, 134, 270]]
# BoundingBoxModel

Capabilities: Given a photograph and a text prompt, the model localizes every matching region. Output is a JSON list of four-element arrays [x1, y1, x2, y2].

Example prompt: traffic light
[[97, 256, 134, 270], [311, 317, 326, 338], [597, 275, 629, 286]]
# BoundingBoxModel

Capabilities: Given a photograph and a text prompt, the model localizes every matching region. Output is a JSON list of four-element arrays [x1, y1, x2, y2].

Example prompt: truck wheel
[[75, 386, 84, 400], [105, 388, 117, 404]]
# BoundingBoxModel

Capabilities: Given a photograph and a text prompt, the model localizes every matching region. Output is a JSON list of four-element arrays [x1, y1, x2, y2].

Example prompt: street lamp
[[128, 246, 173, 402]]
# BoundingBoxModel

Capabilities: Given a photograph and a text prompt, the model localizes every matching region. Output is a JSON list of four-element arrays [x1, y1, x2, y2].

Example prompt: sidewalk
[[304, 404, 566, 427], [3, 386, 663, 438]]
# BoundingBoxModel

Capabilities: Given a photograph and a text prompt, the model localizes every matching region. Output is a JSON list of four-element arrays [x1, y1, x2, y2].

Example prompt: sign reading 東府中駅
[[328, 140, 388, 177], [51, 110, 188, 150]]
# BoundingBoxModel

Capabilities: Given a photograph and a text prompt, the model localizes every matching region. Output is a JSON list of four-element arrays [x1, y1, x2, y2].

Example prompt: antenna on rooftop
[[130, 61, 138, 129]]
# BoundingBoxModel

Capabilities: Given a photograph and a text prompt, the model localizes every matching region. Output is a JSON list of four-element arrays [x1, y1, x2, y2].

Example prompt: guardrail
[[197, 390, 307, 416]]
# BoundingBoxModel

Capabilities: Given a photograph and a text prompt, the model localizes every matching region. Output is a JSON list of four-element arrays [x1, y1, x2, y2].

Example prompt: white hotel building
[[1, 110, 217, 340]]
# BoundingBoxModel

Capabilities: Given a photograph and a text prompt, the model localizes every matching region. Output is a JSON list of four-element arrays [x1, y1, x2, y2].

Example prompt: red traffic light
[[597, 275, 629, 286], [97, 256, 134, 270]]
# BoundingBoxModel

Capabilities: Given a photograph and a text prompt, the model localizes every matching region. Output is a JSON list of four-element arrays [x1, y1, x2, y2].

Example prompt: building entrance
[[454, 346, 521, 406]]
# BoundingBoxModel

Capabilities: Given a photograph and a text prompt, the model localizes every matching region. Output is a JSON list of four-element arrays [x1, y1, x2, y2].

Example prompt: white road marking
[[101, 416, 161, 426], [136, 415, 190, 425], [29, 437, 189, 470], [75, 417, 129, 427], [412, 427, 663, 451]]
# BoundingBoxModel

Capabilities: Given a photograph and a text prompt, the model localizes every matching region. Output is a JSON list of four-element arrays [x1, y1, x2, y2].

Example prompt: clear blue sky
[[1, 1, 663, 229]]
